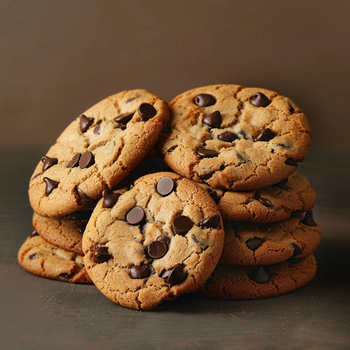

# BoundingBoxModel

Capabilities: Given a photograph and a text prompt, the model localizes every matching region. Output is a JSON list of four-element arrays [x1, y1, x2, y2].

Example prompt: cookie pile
[[18, 84, 321, 310]]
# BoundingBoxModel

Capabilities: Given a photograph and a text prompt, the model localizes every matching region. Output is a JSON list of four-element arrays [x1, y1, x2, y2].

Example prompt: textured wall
[[1, 0, 349, 147]]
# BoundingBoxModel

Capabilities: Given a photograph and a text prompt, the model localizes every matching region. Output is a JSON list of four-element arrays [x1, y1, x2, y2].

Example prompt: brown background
[[1, 0, 349, 148]]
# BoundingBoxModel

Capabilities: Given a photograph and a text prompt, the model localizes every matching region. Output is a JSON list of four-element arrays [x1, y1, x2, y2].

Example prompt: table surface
[[1, 146, 349, 350]]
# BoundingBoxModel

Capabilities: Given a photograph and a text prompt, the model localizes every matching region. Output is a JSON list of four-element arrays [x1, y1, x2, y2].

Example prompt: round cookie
[[82, 172, 225, 310], [199, 172, 316, 223], [198, 254, 317, 299], [18, 232, 92, 283], [220, 211, 321, 265], [29, 89, 169, 218], [32, 210, 92, 256], [159, 84, 311, 191]]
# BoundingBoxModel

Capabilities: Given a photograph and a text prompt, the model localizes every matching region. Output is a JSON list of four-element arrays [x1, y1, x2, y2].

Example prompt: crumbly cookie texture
[[18, 233, 92, 283], [159, 84, 311, 191], [198, 172, 316, 223], [220, 211, 321, 265], [29, 89, 169, 218], [198, 254, 317, 299], [83, 172, 225, 310]]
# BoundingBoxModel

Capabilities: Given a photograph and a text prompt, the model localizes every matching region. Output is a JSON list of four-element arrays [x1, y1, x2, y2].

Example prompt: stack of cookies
[[18, 84, 321, 310]]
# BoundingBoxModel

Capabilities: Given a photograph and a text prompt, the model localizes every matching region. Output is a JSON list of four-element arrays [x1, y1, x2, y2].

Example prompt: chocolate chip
[[79, 151, 95, 169], [102, 191, 121, 208], [250, 92, 271, 107], [203, 111, 221, 128], [194, 94, 216, 107], [29, 253, 37, 260], [167, 145, 178, 153], [246, 238, 263, 251], [301, 210, 317, 226], [43, 177, 59, 196], [276, 143, 290, 149], [191, 234, 200, 243], [255, 191, 273, 208], [218, 131, 238, 142], [114, 112, 134, 125], [172, 216, 193, 235], [273, 178, 288, 191], [196, 148, 219, 158], [164, 125, 171, 134], [248, 266, 270, 283], [126, 206, 145, 225], [30, 229, 39, 238], [164, 265, 188, 286], [68, 153, 81, 168], [94, 120, 102, 135], [76, 188, 95, 206], [199, 214, 220, 228], [207, 189, 218, 202], [200, 173, 213, 180], [66, 210, 93, 220], [292, 243, 302, 256], [129, 265, 150, 279], [289, 104, 295, 114], [126, 95, 138, 103], [157, 236, 171, 246], [254, 128, 275, 142], [59, 273, 72, 279], [80, 115, 94, 133], [287, 257, 302, 263], [92, 246, 111, 263], [41, 156, 58, 172], [285, 159, 298, 166], [138, 103, 157, 121], [147, 241, 168, 259], [77, 223, 87, 234], [156, 177, 175, 196]]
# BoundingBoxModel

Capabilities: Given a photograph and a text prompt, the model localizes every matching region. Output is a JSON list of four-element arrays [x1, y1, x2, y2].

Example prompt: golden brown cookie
[[29, 89, 169, 218], [220, 211, 321, 265], [18, 233, 92, 283], [83, 172, 225, 310], [199, 172, 316, 223], [198, 254, 317, 299], [159, 84, 311, 191]]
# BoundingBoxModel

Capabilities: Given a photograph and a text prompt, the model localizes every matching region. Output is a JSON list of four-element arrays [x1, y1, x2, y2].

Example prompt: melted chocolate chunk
[[156, 177, 175, 196], [207, 189, 218, 202], [255, 191, 273, 208], [94, 120, 102, 135], [92, 246, 111, 263], [273, 178, 288, 191], [203, 111, 221, 128], [196, 148, 219, 158], [138, 103, 157, 121], [254, 128, 275, 142], [248, 266, 270, 283], [126, 206, 145, 225], [285, 159, 298, 167], [218, 131, 238, 142], [102, 191, 121, 208], [162, 264, 188, 286], [250, 92, 271, 107], [79, 151, 95, 169], [246, 238, 263, 251], [114, 112, 134, 125], [172, 216, 193, 235], [43, 177, 59, 196], [301, 210, 317, 226], [41, 156, 58, 172], [68, 153, 81, 168], [80, 115, 94, 133], [30, 229, 39, 238], [129, 265, 150, 279], [147, 241, 168, 259], [199, 214, 220, 228], [194, 94, 216, 107], [292, 243, 302, 256]]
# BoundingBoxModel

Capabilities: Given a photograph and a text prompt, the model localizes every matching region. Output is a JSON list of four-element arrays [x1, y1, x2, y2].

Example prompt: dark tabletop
[[1, 146, 349, 350]]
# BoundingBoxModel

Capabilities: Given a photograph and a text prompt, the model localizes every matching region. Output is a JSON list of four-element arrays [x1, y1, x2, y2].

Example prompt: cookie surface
[[29, 89, 169, 218], [220, 211, 321, 265], [198, 254, 317, 299], [18, 233, 92, 283], [199, 172, 316, 222], [83, 172, 225, 310], [159, 84, 311, 191]]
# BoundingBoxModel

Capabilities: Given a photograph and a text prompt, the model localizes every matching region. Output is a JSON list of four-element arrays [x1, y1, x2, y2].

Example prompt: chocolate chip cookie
[[159, 84, 311, 191], [29, 89, 169, 218], [220, 211, 321, 265], [18, 232, 92, 283], [82, 172, 225, 310], [198, 254, 317, 299], [199, 172, 316, 223]]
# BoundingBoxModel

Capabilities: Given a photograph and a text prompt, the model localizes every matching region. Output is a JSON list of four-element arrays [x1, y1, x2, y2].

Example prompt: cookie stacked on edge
[[158, 84, 321, 300]]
